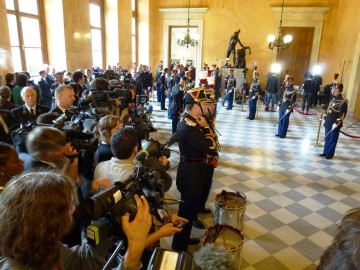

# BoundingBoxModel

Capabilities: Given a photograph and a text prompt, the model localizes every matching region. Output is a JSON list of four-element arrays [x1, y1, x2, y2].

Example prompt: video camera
[[119, 69, 132, 86], [124, 95, 156, 140], [84, 138, 172, 245]]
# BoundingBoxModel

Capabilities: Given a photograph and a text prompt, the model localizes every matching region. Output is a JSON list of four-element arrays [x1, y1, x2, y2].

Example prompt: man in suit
[[50, 84, 76, 115], [11, 87, 49, 125], [38, 70, 53, 109]]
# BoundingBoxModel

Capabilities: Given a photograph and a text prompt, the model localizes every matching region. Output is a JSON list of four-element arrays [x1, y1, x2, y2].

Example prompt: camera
[[124, 95, 156, 140], [84, 138, 172, 245], [119, 69, 132, 86]]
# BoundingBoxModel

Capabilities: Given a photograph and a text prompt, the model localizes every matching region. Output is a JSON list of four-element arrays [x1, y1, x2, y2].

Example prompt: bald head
[[21, 87, 37, 108]]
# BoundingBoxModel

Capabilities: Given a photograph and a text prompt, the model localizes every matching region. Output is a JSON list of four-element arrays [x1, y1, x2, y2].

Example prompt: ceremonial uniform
[[276, 80, 297, 138], [222, 73, 236, 110], [321, 88, 348, 159], [155, 66, 162, 102], [172, 89, 218, 251], [248, 77, 261, 120]]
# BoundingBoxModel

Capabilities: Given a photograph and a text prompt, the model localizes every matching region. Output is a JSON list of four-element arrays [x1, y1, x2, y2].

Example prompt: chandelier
[[176, 0, 199, 48], [267, 0, 292, 50]]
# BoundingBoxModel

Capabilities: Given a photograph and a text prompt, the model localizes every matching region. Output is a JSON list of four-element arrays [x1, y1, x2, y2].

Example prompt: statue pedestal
[[220, 68, 246, 107]]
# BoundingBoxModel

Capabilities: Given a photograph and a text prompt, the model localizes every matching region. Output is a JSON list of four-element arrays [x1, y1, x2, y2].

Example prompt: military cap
[[336, 83, 344, 92], [185, 87, 206, 105], [204, 89, 217, 104]]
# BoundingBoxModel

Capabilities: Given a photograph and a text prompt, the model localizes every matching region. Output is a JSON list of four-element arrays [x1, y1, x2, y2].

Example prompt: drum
[[204, 224, 244, 270], [214, 190, 247, 230]]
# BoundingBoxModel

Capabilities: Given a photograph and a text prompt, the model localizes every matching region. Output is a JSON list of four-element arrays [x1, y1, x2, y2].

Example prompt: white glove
[[276, 106, 280, 111], [332, 123, 338, 130], [285, 109, 290, 114], [251, 96, 255, 100]]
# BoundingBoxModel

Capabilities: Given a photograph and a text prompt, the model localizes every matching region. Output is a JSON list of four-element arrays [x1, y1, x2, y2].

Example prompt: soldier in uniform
[[195, 89, 220, 227], [222, 68, 236, 110], [155, 64, 163, 102], [275, 76, 297, 138], [319, 83, 347, 159], [172, 87, 218, 252], [247, 70, 261, 120], [159, 68, 168, 110]]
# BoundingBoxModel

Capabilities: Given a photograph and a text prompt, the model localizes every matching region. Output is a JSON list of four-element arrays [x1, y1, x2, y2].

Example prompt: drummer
[[194, 88, 220, 230], [171, 88, 218, 252]]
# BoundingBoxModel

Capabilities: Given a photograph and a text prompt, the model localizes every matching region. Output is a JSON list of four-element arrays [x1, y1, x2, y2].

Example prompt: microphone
[[135, 149, 149, 162]]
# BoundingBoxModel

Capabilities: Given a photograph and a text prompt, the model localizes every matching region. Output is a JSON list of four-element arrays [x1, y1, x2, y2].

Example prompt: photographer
[[93, 128, 186, 268], [50, 84, 76, 115], [94, 127, 138, 188], [24, 126, 81, 204], [0, 171, 152, 270]]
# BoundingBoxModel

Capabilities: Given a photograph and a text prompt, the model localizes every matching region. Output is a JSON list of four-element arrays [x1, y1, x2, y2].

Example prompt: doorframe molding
[[270, 7, 330, 68], [159, 8, 207, 76]]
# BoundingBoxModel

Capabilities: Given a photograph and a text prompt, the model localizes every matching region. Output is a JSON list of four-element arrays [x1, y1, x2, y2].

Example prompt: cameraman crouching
[[0, 171, 151, 270]]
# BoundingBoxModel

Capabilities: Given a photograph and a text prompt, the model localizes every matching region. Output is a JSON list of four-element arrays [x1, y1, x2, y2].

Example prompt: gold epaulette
[[184, 117, 197, 126]]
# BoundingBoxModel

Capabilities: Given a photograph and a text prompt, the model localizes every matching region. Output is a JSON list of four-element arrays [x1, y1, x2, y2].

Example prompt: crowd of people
[[0, 60, 353, 269]]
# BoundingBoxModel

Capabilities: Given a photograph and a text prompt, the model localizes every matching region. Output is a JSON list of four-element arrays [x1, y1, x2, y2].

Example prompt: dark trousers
[[172, 194, 201, 251], [278, 110, 291, 138], [248, 98, 257, 119], [172, 113, 180, 134], [160, 89, 166, 110], [302, 92, 313, 113], [323, 126, 340, 158], [199, 166, 214, 211], [156, 84, 161, 102], [167, 96, 172, 119]]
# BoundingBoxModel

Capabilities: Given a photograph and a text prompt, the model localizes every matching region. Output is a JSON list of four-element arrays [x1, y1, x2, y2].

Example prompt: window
[[132, 0, 137, 64], [90, 2, 104, 69], [6, 0, 46, 75]]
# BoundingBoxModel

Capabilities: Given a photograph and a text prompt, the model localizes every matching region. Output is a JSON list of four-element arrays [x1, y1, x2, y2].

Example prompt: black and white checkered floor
[[148, 97, 360, 270]]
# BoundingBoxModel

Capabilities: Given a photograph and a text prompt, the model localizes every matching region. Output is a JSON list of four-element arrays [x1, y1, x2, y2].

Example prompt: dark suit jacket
[[11, 104, 49, 125], [49, 105, 64, 115], [38, 78, 53, 100]]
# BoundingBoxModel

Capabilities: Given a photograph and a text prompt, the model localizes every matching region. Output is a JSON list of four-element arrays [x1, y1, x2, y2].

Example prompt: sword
[[319, 123, 339, 144], [273, 108, 290, 126]]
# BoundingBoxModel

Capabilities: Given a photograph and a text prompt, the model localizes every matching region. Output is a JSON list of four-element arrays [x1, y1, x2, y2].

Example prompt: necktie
[[30, 108, 35, 116]]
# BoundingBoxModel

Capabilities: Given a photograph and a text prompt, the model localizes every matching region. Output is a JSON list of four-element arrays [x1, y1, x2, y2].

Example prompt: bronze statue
[[236, 46, 251, 69], [225, 29, 251, 71], [226, 30, 245, 66]]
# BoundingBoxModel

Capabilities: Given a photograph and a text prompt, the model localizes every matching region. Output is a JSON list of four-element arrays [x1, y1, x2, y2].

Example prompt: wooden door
[[276, 27, 314, 85]]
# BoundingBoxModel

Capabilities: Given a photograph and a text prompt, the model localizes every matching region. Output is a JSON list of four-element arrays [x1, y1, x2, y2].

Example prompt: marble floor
[[148, 97, 360, 270]]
